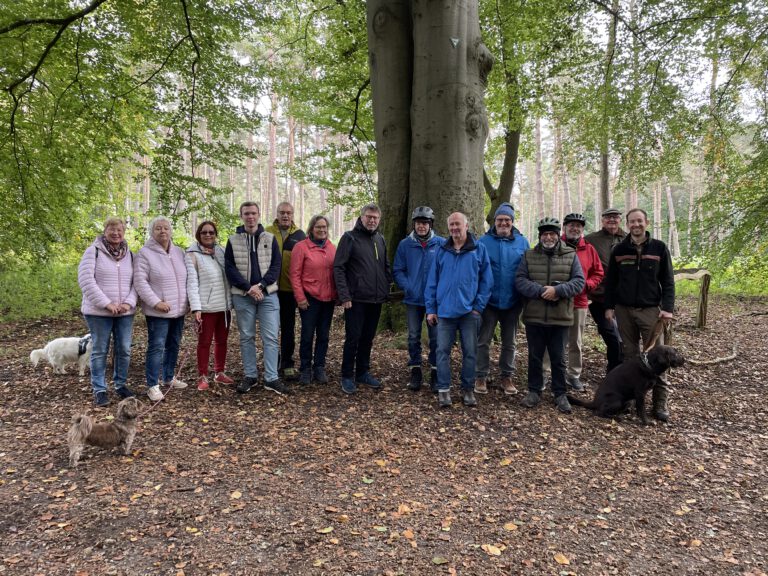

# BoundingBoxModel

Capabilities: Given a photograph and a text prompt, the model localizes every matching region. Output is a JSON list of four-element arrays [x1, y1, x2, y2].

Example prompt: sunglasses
[[200, 230, 216, 235]]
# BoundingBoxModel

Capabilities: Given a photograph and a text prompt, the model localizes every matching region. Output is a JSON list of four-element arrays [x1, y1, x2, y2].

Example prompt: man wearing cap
[[559, 213, 604, 391], [393, 206, 445, 391], [425, 212, 493, 408], [266, 201, 307, 381], [475, 202, 530, 396], [515, 217, 585, 413], [585, 208, 626, 372], [604, 208, 675, 422]]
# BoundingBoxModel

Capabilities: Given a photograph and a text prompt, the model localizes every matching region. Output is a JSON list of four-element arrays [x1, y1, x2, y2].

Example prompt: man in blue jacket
[[426, 212, 493, 408], [476, 203, 530, 396], [393, 206, 445, 392]]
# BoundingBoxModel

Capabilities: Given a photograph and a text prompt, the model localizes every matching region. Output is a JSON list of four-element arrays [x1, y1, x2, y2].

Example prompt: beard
[[541, 239, 557, 249]]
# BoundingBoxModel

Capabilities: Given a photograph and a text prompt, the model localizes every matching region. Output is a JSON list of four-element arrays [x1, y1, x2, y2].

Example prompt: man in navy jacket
[[393, 206, 445, 392]]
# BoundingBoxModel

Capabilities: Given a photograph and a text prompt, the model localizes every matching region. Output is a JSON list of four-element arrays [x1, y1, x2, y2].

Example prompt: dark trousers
[[588, 300, 623, 371], [341, 302, 382, 378], [299, 296, 335, 372], [525, 324, 569, 396], [278, 290, 297, 369]]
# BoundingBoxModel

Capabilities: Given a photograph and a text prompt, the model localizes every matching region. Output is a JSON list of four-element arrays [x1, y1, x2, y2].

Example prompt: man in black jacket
[[333, 203, 392, 394], [604, 208, 675, 421]]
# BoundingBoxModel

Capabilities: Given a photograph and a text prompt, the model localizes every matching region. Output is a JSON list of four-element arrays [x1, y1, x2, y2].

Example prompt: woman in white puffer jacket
[[186, 221, 233, 390]]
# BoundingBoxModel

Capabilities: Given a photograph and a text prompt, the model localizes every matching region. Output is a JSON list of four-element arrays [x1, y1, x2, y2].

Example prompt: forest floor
[[0, 295, 766, 576]]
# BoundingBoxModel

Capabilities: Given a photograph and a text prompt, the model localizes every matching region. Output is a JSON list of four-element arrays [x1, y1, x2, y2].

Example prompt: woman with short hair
[[134, 216, 188, 401], [290, 215, 337, 385], [78, 217, 137, 407]]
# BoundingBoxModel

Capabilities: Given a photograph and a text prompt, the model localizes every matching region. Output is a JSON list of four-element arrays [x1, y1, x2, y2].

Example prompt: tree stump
[[673, 269, 712, 329]]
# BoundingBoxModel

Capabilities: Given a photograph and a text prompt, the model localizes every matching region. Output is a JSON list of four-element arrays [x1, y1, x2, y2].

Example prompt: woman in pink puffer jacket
[[134, 216, 189, 402]]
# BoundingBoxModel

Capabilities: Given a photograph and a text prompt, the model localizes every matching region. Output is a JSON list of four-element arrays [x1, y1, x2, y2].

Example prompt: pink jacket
[[134, 237, 189, 318], [78, 239, 137, 317], [290, 238, 337, 303]]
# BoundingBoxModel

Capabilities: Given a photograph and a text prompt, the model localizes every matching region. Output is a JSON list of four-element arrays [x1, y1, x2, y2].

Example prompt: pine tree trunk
[[599, 0, 619, 210], [267, 91, 279, 218], [664, 177, 680, 257], [535, 117, 545, 220]]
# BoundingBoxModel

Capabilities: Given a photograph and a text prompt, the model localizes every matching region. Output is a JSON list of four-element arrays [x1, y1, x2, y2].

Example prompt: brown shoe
[[474, 377, 488, 394], [500, 376, 517, 396]]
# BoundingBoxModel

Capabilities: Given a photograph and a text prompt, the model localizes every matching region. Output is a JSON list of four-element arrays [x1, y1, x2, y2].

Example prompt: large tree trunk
[[409, 0, 492, 235], [599, 0, 619, 210], [483, 128, 519, 228]]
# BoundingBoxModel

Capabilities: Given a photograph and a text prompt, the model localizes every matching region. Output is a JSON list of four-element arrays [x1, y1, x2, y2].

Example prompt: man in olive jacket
[[333, 203, 392, 395], [266, 201, 306, 380], [515, 217, 585, 414]]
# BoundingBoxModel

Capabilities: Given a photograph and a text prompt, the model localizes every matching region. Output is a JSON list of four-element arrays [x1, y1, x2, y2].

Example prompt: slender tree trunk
[[245, 131, 254, 202], [535, 117, 545, 220], [268, 91, 279, 218], [653, 182, 662, 239], [599, 0, 620, 210], [664, 177, 680, 257], [577, 172, 584, 213]]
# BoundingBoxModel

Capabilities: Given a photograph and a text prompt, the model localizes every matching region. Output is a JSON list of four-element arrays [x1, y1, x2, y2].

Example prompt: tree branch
[[348, 78, 370, 139], [0, 0, 109, 36], [179, 0, 201, 205]]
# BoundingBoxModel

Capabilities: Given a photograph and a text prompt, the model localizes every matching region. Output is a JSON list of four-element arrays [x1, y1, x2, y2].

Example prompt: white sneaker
[[147, 385, 164, 401], [167, 378, 188, 389]]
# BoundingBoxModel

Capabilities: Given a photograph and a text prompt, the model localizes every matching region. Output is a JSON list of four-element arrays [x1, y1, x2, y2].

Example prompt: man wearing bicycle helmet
[[515, 217, 585, 414], [393, 206, 445, 392]]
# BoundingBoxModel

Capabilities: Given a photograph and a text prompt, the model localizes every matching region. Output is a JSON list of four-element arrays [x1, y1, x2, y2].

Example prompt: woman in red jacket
[[290, 215, 338, 385]]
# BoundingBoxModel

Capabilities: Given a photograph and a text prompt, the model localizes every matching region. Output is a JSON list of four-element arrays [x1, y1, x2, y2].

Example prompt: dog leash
[[136, 345, 192, 419]]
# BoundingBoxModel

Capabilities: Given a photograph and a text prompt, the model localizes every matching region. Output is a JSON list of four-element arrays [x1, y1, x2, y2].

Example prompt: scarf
[[100, 236, 128, 261]]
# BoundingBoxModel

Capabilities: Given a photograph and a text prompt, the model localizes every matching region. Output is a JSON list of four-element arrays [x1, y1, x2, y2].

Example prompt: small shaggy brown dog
[[567, 345, 685, 425], [68, 397, 140, 467]]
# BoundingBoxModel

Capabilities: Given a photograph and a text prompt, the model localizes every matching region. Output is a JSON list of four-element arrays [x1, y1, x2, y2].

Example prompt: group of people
[[396, 204, 675, 420], [76, 199, 675, 421]]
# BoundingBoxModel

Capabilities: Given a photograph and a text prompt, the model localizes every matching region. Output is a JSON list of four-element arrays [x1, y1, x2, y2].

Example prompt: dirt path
[[1, 296, 766, 575]]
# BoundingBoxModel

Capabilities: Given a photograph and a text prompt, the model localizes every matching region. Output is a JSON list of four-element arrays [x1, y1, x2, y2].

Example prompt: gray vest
[[229, 231, 278, 296]]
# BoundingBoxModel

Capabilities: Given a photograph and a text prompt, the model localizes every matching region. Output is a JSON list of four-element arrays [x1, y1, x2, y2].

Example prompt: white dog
[[30, 334, 92, 375]]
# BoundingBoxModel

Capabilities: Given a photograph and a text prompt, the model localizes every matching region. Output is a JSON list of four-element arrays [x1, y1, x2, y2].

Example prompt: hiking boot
[[438, 390, 452, 408], [430, 367, 438, 393], [264, 380, 292, 395], [341, 378, 357, 395], [237, 376, 258, 394], [554, 394, 572, 414], [567, 376, 585, 392], [462, 389, 477, 407], [407, 366, 423, 391], [652, 380, 670, 422], [500, 375, 517, 396], [474, 377, 488, 394], [313, 367, 328, 384], [213, 372, 234, 385], [147, 385, 164, 402], [521, 391, 540, 408], [93, 391, 109, 407], [282, 367, 298, 381], [356, 373, 382, 390], [299, 369, 311, 386], [115, 386, 135, 399], [167, 378, 188, 389], [197, 376, 210, 391]]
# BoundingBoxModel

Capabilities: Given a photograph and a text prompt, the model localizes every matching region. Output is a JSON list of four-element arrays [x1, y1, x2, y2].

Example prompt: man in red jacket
[[561, 213, 604, 390]]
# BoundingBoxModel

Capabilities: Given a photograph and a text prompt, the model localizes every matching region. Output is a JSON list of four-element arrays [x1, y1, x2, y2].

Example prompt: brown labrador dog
[[567, 345, 685, 425]]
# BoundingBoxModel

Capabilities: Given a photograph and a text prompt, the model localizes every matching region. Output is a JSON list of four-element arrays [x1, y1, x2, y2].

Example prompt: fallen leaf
[[554, 552, 570, 565], [230, 491, 242, 500], [403, 529, 415, 539], [503, 522, 518, 531], [316, 527, 334, 534], [482, 544, 502, 556], [432, 556, 450, 565]]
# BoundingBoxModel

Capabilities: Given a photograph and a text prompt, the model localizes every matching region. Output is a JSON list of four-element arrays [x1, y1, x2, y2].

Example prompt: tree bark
[[599, 0, 619, 210], [267, 91, 279, 217], [664, 177, 680, 257], [534, 117, 545, 220]]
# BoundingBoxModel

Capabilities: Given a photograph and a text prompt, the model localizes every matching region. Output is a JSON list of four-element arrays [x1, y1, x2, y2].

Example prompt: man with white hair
[[425, 212, 493, 408]]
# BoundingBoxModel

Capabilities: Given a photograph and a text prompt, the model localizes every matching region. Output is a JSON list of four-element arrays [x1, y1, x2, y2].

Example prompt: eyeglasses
[[200, 230, 216, 235], [603, 215, 621, 220], [278, 211, 293, 216]]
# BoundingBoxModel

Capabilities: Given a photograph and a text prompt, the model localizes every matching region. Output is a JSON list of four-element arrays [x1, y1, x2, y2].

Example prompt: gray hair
[[147, 215, 172, 240], [448, 212, 469, 226], [306, 214, 330, 238], [360, 203, 381, 217]]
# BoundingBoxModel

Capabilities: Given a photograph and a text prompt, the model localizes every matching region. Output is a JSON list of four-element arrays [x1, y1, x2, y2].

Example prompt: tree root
[[686, 345, 738, 365]]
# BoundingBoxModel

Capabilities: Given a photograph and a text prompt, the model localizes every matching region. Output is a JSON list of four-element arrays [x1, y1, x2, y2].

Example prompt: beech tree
[[367, 0, 493, 246]]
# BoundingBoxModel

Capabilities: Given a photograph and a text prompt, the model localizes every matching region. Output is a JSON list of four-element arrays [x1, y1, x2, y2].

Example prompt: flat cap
[[601, 207, 622, 217]]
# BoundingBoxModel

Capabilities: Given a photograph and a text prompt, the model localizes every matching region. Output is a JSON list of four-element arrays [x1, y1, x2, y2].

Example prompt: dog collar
[[78, 335, 91, 356], [640, 352, 652, 371]]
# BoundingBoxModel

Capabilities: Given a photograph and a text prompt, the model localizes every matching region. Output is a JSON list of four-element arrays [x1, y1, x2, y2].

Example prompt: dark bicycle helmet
[[411, 206, 435, 222], [537, 217, 561, 234], [563, 212, 586, 225]]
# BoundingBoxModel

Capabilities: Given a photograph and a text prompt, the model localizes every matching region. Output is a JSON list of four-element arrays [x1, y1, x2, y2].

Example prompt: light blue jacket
[[425, 234, 493, 318], [478, 226, 529, 310], [393, 231, 445, 306]]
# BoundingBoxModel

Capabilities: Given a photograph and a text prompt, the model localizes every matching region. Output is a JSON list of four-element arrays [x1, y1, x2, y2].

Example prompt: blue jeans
[[232, 293, 279, 382], [525, 324, 569, 395], [406, 304, 437, 368], [84, 314, 134, 393], [435, 312, 481, 391], [145, 316, 185, 387], [298, 296, 335, 372]]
